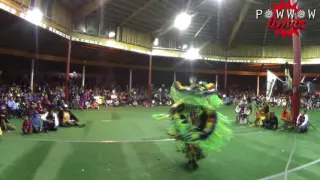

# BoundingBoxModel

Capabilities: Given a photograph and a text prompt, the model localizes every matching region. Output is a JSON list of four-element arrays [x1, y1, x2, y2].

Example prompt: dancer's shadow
[[111, 111, 120, 120]]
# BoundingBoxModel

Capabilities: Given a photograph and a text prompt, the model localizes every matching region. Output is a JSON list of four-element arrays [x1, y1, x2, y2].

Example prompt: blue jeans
[[43, 121, 57, 131], [298, 124, 308, 133]]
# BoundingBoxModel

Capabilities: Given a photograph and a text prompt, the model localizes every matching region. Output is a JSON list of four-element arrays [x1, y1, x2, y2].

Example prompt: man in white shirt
[[296, 109, 309, 133], [41, 108, 59, 133], [111, 90, 119, 106]]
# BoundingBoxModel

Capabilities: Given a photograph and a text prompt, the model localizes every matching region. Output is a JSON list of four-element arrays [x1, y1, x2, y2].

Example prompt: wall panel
[[201, 44, 225, 57], [121, 27, 152, 48], [51, 0, 72, 31], [302, 46, 320, 58], [263, 46, 293, 58], [228, 45, 263, 57]]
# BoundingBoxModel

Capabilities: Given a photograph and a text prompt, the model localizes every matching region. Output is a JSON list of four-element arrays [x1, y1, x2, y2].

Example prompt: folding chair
[[6, 107, 17, 119], [18, 108, 28, 119]]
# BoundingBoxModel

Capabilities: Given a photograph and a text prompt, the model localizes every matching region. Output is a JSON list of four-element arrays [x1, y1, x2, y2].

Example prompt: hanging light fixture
[[174, 12, 192, 31]]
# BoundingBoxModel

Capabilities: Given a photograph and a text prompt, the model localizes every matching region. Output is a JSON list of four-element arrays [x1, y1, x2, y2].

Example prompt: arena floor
[[0, 106, 319, 180]]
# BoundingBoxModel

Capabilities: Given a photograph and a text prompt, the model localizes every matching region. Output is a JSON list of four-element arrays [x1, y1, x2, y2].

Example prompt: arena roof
[[0, 3, 319, 76], [0, 0, 320, 76], [58, 0, 320, 46]]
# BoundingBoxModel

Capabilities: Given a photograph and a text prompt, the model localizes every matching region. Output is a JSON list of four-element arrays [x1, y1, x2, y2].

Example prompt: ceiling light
[[83, 28, 86, 33], [174, 12, 191, 31], [184, 48, 200, 60], [26, 8, 43, 25], [153, 38, 159, 46], [182, 44, 188, 49], [109, 31, 115, 38]]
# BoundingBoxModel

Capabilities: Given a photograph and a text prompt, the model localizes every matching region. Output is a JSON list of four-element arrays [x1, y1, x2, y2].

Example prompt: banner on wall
[[266, 70, 278, 100]]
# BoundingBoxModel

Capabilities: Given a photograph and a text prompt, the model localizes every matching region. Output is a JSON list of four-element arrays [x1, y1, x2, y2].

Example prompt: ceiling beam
[[121, 0, 156, 26], [106, 2, 165, 25], [227, 2, 251, 48], [262, 2, 272, 45], [2, 47, 317, 77], [262, 26, 269, 45], [193, 15, 212, 40], [72, 0, 113, 23]]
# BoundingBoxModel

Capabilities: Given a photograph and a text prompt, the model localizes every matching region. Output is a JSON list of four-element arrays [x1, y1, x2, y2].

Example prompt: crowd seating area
[[0, 81, 173, 135], [223, 85, 320, 110], [1, 80, 319, 137]]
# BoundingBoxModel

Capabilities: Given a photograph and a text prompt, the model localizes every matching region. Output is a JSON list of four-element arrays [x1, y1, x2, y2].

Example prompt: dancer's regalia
[[153, 81, 232, 169]]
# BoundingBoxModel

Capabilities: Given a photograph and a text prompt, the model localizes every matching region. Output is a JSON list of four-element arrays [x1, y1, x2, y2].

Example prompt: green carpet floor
[[0, 106, 319, 180]]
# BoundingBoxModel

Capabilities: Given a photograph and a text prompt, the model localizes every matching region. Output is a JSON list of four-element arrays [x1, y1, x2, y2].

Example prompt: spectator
[[57, 97, 65, 109], [41, 107, 59, 133], [264, 112, 278, 130], [22, 116, 32, 135], [7, 97, 19, 115], [36, 101, 46, 114], [0, 106, 16, 132], [58, 105, 85, 127], [281, 106, 292, 129], [296, 109, 309, 133], [31, 111, 42, 133]]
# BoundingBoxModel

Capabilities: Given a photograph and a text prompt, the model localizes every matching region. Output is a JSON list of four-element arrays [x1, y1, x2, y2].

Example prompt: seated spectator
[[58, 105, 85, 127], [7, 97, 20, 116], [41, 107, 59, 133], [224, 96, 231, 105], [22, 116, 32, 135], [281, 106, 292, 129], [90, 101, 99, 109], [111, 91, 119, 106], [36, 101, 46, 114], [31, 111, 42, 133], [296, 109, 309, 133], [0, 125, 2, 136], [264, 112, 278, 130], [0, 106, 16, 132], [42, 94, 51, 109], [252, 104, 269, 127], [57, 97, 65, 109]]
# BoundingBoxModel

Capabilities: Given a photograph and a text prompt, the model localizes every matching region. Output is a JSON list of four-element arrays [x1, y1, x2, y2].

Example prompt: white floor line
[[0, 137, 176, 143], [284, 135, 297, 180], [233, 130, 271, 136], [0, 131, 269, 144], [101, 120, 113, 122], [233, 131, 263, 136], [259, 158, 320, 180]]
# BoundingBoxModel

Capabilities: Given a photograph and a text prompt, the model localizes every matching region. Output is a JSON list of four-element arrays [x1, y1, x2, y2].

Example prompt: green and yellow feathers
[[153, 81, 232, 154]]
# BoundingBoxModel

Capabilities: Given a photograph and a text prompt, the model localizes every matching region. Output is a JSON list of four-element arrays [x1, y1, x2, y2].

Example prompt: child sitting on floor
[[31, 111, 42, 133], [22, 116, 32, 135]]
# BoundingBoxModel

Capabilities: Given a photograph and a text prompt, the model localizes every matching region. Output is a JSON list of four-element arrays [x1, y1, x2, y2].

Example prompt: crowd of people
[[224, 85, 320, 110], [0, 81, 87, 136], [250, 103, 309, 133], [233, 96, 312, 133], [0, 81, 174, 136], [0, 81, 317, 136]]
